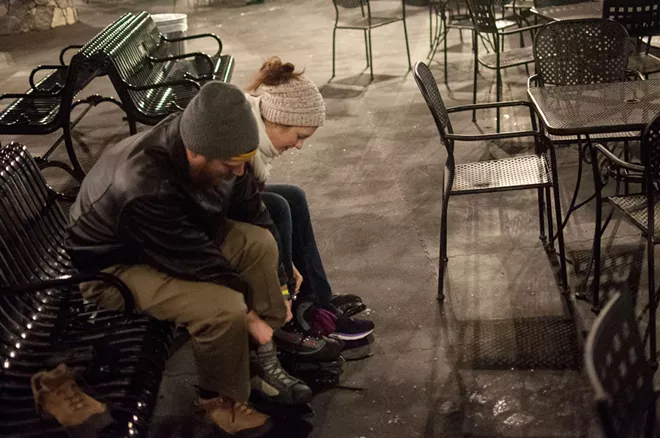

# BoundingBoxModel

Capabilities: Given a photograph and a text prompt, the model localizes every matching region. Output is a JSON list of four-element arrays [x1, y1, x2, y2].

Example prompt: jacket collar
[[165, 114, 191, 181]]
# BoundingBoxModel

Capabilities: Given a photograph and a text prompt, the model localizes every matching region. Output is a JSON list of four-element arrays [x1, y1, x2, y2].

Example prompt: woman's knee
[[283, 185, 308, 207], [262, 192, 290, 221]]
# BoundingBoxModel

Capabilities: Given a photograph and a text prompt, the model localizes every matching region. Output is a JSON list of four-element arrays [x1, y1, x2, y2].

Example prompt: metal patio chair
[[413, 61, 566, 300], [588, 114, 660, 372], [331, 0, 412, 80], [466, 0, 546, 132], [603, 0, 660, 79], [585, 293, 660, 437]]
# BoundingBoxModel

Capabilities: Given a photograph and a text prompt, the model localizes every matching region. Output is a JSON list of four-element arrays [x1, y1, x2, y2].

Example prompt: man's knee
[[187, 288, 248, 340], [244, 224, 279, 263]]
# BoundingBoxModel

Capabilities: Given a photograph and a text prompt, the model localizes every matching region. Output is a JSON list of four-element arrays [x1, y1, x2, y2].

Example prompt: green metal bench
[[103, 11, 235, 131], [0, 14, 136, 182]]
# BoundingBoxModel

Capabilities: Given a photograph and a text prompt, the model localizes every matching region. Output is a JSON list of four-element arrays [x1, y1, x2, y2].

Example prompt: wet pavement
[[2, 0, 657, 436]]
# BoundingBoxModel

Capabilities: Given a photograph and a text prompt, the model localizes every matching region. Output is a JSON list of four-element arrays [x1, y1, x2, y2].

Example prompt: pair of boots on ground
[[30, 342, 304, 438]]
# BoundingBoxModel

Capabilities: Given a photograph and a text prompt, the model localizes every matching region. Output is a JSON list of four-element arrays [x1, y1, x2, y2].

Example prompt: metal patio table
[[531, 1, 602, 21], [528, 80, 660, 300]]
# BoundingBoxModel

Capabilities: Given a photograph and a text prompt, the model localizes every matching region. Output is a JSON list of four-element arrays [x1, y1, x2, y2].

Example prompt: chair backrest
[[413, 62, 454, 161], [466, 0, 498, 34], [0, 143, 72, 288], [585, 293, 657, 438], [533, 18, 631, 86], [603, 0, 660, 39], [641, 113, 660, 189]]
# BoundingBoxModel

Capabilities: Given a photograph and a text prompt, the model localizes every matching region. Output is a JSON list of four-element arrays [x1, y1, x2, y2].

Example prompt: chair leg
[[537, 188, 547, 245], [443, 23, 449, 83], [589, 143, 603, 312], [362, 30, 371, 68], [438, 189, 450, 301], [623, 140, 630, 194], [429, 6, 433, 49], [648, 237, 657, 369], [496, 68, 502, 133], [472, 33, 478, 122], [402, 17, 412, 72], [545, 186, 554, 251], [332, 27, 338, 79], [551, 166, 568, 294], [367, 28, 374, 81]]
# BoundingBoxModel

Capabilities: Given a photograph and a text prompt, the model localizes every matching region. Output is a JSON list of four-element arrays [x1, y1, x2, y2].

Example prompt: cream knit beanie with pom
[[259, 75, 326, 127]]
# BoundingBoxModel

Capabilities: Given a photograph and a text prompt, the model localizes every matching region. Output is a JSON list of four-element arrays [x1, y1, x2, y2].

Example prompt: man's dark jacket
[[66, 114, 287, 294]]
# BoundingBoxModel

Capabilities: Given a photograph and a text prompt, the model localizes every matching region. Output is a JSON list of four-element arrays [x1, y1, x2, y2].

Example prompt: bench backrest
[[103, 12, 191, 118], [65, 13, 141, 100], [103, 12, 163, 83], [0, 143, 73, 287]]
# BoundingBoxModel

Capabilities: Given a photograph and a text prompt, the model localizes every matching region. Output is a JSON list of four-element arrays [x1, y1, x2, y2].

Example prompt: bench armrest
[[29, 65, 68, 91], [161, 33, 223, 56], [59, 45, 84, 65], [148, 52, 214, 76], [125, 78, 201, 92], [0, 272, 136, 317]]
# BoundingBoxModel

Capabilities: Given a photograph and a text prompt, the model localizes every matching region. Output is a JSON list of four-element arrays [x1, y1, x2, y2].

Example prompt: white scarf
[[246, 94, 280, 183]]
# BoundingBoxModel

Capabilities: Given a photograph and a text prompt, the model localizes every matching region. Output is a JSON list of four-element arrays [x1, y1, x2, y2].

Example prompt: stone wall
[[0, 0, 78, 35]]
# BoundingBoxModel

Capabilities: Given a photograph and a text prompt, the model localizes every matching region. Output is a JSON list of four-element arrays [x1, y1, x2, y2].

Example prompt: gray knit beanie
[[260, 75, 326, 127], [180, 81, 259, 160]]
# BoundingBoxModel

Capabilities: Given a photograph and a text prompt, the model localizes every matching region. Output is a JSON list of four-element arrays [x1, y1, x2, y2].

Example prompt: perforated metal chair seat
[[628, 52, 660, 76], [448, 153, 552, 195], [337, 14, 403, 28], [608, 194, 660, 242], [547, 131, 640, 144], [480, 45, 534, 69]]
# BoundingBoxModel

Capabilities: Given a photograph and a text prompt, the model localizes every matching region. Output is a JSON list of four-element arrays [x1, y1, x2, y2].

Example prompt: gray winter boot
[[250, 341, 313, 405]]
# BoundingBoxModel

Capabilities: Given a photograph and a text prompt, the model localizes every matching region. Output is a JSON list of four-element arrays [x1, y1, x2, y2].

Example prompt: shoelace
[[258, 347, 300, 386], [206, 397, 255, 423], [55, 382, 87, 412]]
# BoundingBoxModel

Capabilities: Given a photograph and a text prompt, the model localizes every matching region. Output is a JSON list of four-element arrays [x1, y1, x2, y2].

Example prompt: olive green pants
[[81, 221, 287, 403]]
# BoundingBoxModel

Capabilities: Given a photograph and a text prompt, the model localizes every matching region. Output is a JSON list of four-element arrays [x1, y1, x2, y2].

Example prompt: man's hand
[[246, 311, 273, 345], [292, 263, 303, 294]]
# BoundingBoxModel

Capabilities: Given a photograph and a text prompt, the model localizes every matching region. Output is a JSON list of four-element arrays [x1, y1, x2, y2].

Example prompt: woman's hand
[[285, 298, 293, 323], [292, 263, 303, 294]]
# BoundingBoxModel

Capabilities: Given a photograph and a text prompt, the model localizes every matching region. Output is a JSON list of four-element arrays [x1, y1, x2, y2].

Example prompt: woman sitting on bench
[[244, 57, 374, 344]]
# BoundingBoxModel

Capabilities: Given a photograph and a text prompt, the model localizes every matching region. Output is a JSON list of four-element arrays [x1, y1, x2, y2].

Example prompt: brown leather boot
[[197, 396, 272, 436], [31, 364, 112, 429]]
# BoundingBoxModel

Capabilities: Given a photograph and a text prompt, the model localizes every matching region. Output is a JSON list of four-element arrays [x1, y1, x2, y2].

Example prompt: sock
[[198, 387, 219, 400]]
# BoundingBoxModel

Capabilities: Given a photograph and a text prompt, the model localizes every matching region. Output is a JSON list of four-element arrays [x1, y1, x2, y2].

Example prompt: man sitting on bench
[[66, 82, 312, 437]]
